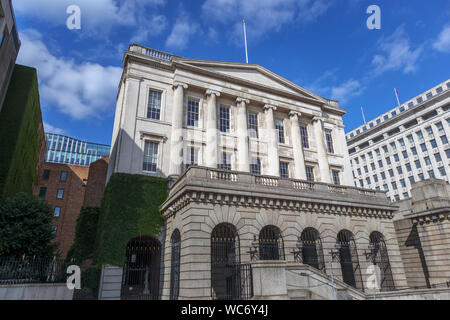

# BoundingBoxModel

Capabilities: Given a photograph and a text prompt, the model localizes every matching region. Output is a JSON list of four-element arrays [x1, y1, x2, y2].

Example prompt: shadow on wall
[[107, 129, 166, 184], [405, 224, 430, 288]]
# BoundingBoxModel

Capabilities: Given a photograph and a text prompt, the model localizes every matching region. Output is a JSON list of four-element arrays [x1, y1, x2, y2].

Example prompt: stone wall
[[0, 283, 73, 300]]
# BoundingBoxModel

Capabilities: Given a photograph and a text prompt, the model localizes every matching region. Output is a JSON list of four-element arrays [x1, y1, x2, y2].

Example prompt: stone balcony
[[162, 166, 397, 218]]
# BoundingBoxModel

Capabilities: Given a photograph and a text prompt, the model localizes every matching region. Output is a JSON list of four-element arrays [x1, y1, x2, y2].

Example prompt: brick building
[[33, 156, 110, 258]]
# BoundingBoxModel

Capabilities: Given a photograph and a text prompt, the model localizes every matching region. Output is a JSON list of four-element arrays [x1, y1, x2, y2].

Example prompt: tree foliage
[[0, 193, 56, 258]]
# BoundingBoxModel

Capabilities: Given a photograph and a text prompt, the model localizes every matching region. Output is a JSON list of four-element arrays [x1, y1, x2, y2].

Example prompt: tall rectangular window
[[147, 90, 162, 120], [275, 120, 285, 144], [250, 158, 261, 175], [184, 147, 199, 171], [219, 106, 230, 133], [219, 152, 231, 171], [300, 126, 309, 148], [57, 189, 64, 199], [39, 187, 47, 199], [280, 162, 289, 178], [54, 207, 61, 217], [187, 99, 199, 127], [441, 135, 448, 145], [325, 130, 334, 153], [248, 113, 259, 138], [332, 170, 340, 185], [306, 166, 314, 182], [143, 141, 158, 172], [42, 170, 50, 180], [60, 171, 68, 182]]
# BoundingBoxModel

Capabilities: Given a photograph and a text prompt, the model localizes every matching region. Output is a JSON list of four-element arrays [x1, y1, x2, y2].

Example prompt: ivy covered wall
[[93, 173, 168, 267], [0, 64, 45, 202]]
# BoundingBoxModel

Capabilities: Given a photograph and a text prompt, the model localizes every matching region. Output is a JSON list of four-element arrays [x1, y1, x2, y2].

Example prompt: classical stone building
[[394, 179, 450, 289], [96, 45, 420, 300], [346, 80, 450, 202]]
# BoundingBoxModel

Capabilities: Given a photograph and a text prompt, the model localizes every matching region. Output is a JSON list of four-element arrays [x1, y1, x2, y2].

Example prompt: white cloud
[[14, 0, 167, 39], [330, 79, 364, 105], [44, 122, 66, 135], [17, 29, 122, 120], [165, 12, 199, 50], [371, 25, 423, 75], [201, 0, 332, 43], [433, 25, 450, 53]]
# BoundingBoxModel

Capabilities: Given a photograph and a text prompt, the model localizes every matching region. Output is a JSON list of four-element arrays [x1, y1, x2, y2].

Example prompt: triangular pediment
[[178, 59, 325, 103]]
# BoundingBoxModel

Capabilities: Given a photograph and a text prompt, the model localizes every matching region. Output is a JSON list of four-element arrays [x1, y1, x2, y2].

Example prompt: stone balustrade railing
[[129, 45, 175, 63], [170, 166, 388, 201]]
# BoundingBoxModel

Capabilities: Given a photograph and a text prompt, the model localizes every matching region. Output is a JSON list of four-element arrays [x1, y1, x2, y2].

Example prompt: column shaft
[[169, 83, 187, 176], [313, 118, 332, 183], [236, 98, 250, 172], [290, 112, 307, 180], [205, 90, 220, 168], [264, 105, 280, 176]]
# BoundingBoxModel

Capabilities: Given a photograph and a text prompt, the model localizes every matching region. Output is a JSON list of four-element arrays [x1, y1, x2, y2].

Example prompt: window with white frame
[[250, 157, 261, 175], [300, 125, 309, 148], [306, 166, 314, 182], [325, 129, 334, 153], [248, 113, 259, 138], [187, 98, 199, 127], [332, 170, 340, 185], [143, 141, 159, 172], [275, 120, 285, 144], [280, 161, 289, 178], [219, 152, 231, 171], [147, 90, 162, 120], [219, 106, 230, 133], [184, 147, 199, 171]]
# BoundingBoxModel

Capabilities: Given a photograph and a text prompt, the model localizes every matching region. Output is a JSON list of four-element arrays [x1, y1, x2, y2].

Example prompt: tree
[[0, 193, 56, 258]]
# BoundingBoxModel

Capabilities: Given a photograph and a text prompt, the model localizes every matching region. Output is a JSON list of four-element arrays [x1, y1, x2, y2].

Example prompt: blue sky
[[13, 0, 450, 146]]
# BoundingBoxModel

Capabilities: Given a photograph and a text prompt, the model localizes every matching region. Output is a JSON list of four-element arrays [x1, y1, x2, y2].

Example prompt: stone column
[[312, 117, 331, 183], [289, 111, 307, 180], [205, 90, 220, 168], [169, 82, 188, 177], [264, 104, 280, 176], [336, 125, 354, 186], [236, 97, 250, 172]]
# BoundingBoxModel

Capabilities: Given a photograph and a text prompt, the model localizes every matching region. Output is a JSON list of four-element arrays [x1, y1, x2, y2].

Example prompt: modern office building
[[346, 80, 450, 202], [0, 0, 20, 112], [99, 45, 413, 300], [45, 133, 111, 167]]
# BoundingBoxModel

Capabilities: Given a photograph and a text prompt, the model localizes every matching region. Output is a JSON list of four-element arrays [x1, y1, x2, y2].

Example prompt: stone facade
[[394, 179, 450, 288], [159, 167, 408, 299], [0, 0, 20, 111]]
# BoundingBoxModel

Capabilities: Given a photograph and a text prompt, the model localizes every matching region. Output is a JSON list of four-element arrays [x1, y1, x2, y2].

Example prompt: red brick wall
[[83, 156, 109, 207], [33, 163, 89, 258]]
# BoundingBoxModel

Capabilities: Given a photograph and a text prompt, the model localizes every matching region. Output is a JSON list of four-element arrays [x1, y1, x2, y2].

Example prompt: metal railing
[[211, 263, 253, 300], [0, 257, 68, 285]]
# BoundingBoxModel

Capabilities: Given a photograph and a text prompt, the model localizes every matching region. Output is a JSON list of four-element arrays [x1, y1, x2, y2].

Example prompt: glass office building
[[45, 133, 111, 166]]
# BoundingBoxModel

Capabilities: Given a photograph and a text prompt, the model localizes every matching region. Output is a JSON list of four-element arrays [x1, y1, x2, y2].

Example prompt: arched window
[[337, 230, 363, 291], [259, 225, 285, 260], [370, 231, 395, 291], [211, 223, 241, 300], [170, 229, 181, 300], [121, 236, 161, 300], [300, 227, 325, 273]]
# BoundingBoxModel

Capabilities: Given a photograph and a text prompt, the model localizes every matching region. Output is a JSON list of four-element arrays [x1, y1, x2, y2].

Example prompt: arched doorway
[[370, 231, 395, 291], [170, 229, 181, 300], [337, 230, 363, 291], [300, 227, 325, 273], [211, 223, 241, 300], [121, 236, 161, 300], [259, 225, 285, 260]]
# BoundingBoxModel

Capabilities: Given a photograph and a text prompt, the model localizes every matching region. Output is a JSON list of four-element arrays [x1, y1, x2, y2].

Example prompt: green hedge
[[93, 173, 168, 267], [0, 64, 44, 202], [67, 207, 100, 264]]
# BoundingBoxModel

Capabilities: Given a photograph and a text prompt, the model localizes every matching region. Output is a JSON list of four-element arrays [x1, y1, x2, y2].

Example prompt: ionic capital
[[263, 104, 277, 112], [206, 89, 221, 97], [289, 111, 302, 119], [236, 97, 250, 105], [173, 82, 188, 90]]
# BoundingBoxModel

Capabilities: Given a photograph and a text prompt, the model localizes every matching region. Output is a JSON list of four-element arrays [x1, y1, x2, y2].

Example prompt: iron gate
[[121, 236, 161, 300], [337, 230, 364, 291], [211, 223, 253, 300], [299, 227, 326, 273], [170, 230, 181, 300], [370, 232, 395, 291], [259, 225, 285, 260]]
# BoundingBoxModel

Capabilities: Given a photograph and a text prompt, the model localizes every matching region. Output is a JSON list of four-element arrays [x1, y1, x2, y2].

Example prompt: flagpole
[[243, 20, 249, 64], [361, 107, 367, 124], [394, 88, 400, 106]]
